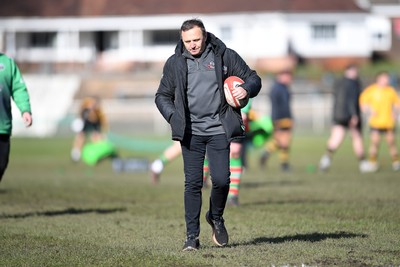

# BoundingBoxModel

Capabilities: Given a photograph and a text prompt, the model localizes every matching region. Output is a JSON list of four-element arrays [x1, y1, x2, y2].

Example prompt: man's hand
[[232, 86, 248, 100], [22, 112, 32, 127]]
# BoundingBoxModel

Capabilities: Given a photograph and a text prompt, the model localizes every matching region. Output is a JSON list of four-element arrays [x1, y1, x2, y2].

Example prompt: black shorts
[[82, 120, 101, 134], [273, 118, 293, 131], [333, 118, 362, 130], [231, 137, 245, 144], [370, 127, 395, 134]]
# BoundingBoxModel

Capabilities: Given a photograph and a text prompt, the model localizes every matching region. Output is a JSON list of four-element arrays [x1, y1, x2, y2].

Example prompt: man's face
[[181, 26, 206, 56], [346, 67, 358, 79], [278, 72, 293, 85], [377, 73, 389, 87]]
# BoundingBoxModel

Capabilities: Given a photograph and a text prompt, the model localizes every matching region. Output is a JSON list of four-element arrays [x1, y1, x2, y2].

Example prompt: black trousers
[[0, 134, 10, 182], [180, 134, 230, 237]]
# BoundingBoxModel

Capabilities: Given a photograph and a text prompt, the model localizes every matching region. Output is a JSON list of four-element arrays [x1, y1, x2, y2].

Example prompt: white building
[[0, 0, 393, 137], [0, 0, 391, 72]]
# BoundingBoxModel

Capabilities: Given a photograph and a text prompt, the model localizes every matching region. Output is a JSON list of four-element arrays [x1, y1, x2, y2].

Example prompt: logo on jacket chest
[[203, 61, 228, 75], [206, 61, 215, 70]]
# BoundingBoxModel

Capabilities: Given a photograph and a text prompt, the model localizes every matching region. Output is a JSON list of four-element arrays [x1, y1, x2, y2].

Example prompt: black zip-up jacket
[[270, 81, 291, 121], [155, 32, 262, 141]]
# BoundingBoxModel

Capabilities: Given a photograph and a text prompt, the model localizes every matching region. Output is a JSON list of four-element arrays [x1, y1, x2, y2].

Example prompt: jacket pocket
[[221, 107, 245, 140], [169, 112, 184, 141]]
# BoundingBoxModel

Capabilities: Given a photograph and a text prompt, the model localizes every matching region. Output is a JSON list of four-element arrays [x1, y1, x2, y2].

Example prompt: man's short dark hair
[[345, 64, 357, 71], [180, 19, 207, 37], [277, 69, 293, 76], [375, 70, 389, 79]]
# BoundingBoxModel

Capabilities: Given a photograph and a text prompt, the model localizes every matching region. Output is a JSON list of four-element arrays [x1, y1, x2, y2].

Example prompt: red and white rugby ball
[[223, 76, 249, 108]]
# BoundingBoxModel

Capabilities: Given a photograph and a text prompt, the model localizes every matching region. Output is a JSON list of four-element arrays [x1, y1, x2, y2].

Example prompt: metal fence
[[59, 92, 333, 138]]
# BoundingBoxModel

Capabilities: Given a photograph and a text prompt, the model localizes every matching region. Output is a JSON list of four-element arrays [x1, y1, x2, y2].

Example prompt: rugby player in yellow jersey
[[359, 71, 400, 172]]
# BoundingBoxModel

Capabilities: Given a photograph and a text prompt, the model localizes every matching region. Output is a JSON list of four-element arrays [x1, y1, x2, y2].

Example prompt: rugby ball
[[224, 76, 249, 108]]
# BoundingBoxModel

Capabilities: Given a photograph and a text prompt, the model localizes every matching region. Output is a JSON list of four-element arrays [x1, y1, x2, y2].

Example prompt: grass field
[[0, 135, 399, 267]]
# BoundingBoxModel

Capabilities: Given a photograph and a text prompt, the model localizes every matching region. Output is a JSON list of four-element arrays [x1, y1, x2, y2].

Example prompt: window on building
[[371, 31, 390, 48], [94, 31, 119, 52], [373, 32, 384, 42], [144, 30, 179, 45], [30, 32, 56, 47], [311, 24, 336, 40]]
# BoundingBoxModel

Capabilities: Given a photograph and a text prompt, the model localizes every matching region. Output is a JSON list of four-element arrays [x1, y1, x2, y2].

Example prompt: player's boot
[[281, 162, 290, 172], [359, 160, 370, 173], [70, 148, 81, 162], [360, 161, 379, 173], [319, 154, 331, 172], [227, 195, 239, 207], [392, 161, 400, 172], [150, 159, 163, 184], [259, 150, 270, 168]]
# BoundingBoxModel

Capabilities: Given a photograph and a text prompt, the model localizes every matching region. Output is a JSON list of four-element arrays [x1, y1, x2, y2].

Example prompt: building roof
[[370, 0, 400, 4], [0, 0, 366, 17]]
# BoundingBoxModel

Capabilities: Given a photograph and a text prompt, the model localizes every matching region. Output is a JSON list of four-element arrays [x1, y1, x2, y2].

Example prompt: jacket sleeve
[[10, 59, 31, 115], [225, 49, 262, 98], [155, 57, 176, 123]]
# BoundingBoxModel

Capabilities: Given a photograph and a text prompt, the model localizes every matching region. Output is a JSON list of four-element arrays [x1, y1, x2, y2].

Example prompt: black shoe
[[259, 151, 269, 168], [227, 195, 239, 207], [182, 235, 200, 251], [281, 162, 290, 172], [205, 211, 228, 247]]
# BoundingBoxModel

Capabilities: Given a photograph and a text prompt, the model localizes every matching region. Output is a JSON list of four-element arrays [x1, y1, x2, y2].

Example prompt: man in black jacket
[[319, 64, 367, 172], [155, 19, 261, 251]]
